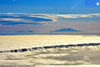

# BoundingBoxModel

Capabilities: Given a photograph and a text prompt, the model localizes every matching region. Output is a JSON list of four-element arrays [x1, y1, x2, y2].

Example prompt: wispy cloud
[[2, 13, 100, 18], [36, 13, 100, 19], [0, 13, 100, 25], [0, 13, 55, 25], [0, 18, 23, 22]]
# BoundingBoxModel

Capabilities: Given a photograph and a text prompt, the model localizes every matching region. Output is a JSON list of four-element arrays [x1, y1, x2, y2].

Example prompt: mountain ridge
[[53, 28, 81, 32]]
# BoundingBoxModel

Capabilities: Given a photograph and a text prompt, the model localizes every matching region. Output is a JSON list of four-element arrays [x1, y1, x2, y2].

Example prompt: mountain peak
[[53, 28, 81, 32]]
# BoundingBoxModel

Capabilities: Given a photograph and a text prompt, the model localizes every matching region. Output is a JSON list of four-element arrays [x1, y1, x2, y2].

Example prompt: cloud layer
[[0, 13, 54, 25], [0, 13, 100, 25]]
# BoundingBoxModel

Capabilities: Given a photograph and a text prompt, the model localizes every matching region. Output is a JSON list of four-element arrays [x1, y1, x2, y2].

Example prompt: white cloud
[[1, 13, 100, 19], [30, 13, 100, 21], [1, 18, 22, 22], [0, 18, 33, 23]]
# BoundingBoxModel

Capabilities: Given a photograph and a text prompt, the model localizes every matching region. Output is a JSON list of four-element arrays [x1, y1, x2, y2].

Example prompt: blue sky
[[0, 0, 100, 34], [0, 0, 100, 14]]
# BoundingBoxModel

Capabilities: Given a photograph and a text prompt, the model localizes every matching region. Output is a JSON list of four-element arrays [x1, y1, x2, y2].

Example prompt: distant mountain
[[17, 30, 33, 33], [28, 30, 33, 32], [17, 31, 25, 32], [53, 28, 81, 32]]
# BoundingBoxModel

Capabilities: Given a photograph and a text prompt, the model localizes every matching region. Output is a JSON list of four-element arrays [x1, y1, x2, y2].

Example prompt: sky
[[0, 0, 100, 35]]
